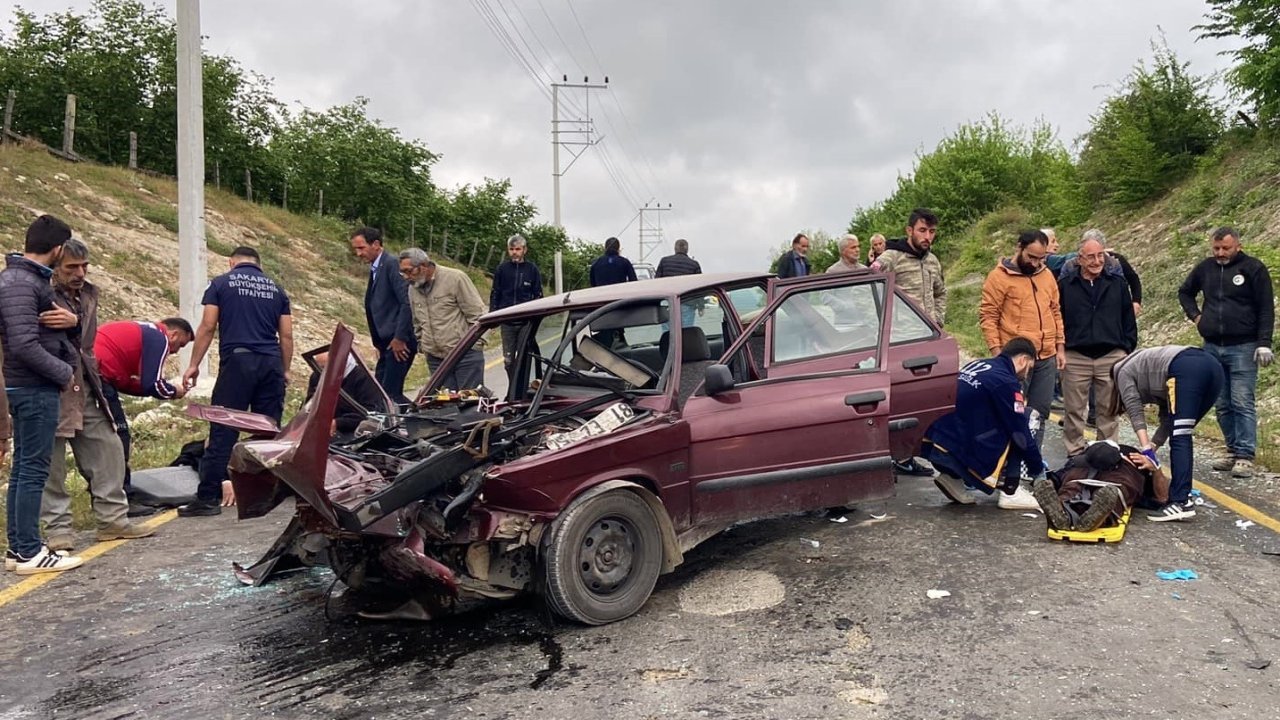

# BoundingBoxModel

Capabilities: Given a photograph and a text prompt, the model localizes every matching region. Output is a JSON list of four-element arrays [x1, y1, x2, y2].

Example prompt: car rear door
[[883, 289, 959, 460], [680, 272, 896, 525]]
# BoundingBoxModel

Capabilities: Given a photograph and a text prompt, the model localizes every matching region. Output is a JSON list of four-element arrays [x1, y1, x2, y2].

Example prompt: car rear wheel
[[543, 489, 663, 625]]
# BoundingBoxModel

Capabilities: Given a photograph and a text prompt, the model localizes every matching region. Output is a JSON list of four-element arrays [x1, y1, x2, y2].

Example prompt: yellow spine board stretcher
[[1047, 508, 1131, 543]]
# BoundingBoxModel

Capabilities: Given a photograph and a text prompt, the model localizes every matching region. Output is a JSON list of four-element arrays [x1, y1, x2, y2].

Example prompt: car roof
[[485, 271, 771, 321]]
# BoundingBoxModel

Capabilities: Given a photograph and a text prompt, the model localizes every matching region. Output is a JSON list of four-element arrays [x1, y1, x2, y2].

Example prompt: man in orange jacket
[[979, 229, 1066, 454]]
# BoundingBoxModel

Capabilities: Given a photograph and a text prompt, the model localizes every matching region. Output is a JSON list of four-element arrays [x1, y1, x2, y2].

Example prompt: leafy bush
[[849, 114, 1088, 245], [1076, 40, 1222, 208]]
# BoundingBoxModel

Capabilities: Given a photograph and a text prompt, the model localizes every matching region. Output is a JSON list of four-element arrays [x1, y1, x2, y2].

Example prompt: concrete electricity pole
[[176, 0, 208, 377], [638, 203, 672, 263], [551, 76, 608, 294]]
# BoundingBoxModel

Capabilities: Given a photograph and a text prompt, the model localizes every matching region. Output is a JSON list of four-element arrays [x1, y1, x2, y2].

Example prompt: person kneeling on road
[[921, 337, 1044, 510], [1032, 441, 1168, 532]]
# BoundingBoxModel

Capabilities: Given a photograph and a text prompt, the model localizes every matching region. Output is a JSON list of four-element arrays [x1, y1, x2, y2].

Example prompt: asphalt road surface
[[3, 417, 1280, 719]]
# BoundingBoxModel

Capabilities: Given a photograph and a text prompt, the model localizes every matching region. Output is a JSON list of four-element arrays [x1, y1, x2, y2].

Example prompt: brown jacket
[[53, 280, 110, 438], [979, 259, 1064, 359]]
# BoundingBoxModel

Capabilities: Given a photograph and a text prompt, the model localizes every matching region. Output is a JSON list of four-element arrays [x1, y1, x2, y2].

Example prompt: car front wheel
[[543, 489, 663, 625]]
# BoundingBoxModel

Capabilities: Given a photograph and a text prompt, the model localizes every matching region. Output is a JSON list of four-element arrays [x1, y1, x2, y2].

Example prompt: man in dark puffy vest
[[0, 215, 82, 574], [656, 238, 702, 326]]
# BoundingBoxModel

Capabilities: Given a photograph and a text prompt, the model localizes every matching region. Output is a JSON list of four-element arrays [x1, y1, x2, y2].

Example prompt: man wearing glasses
[[398, 248, 487, 392], [1056, 230, 1138, 457]]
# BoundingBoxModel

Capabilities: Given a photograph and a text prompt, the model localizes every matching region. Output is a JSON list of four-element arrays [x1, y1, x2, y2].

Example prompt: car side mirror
[[703, 364, 735, 395]]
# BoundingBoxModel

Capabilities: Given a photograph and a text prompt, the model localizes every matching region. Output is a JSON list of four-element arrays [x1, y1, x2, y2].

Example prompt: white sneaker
[[4, 549, 18, 572], [997, 484, 1039, 511], [14, 545, 85, 575]]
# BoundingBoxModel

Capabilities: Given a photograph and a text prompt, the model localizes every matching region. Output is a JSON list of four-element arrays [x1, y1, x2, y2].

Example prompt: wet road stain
[[20, 567, 570, 719]]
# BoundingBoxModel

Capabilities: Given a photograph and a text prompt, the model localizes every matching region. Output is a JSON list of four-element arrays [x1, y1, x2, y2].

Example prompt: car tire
[[543, 489, 663, 625]]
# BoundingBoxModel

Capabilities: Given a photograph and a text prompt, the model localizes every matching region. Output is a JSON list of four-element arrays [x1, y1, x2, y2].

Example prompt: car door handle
[[889, 418, 919, 431], [902, 355, 938, 371], [845, 390, 886, 408]]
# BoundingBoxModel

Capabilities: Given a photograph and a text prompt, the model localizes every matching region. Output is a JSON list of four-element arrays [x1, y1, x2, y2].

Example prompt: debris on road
[[1156, 569, 1199, 581], [926, 589, 951, 599], [1235, 519, 1256, 530], [830, 515, 848, 524]]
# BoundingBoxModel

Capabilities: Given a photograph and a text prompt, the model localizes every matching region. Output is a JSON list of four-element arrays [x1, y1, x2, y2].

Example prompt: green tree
[[1198, 0, 1280, 126], [270, 98, 439, 236], [0, 0, 281, 186], [1076, 41, 1222, 207]]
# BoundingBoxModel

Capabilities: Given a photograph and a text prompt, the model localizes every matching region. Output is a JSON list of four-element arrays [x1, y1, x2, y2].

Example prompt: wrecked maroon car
[[206, 270, 958, 625]]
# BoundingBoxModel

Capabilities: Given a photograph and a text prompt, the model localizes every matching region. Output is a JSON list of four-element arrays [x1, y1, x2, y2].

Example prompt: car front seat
[[660, 327, 714, 405]]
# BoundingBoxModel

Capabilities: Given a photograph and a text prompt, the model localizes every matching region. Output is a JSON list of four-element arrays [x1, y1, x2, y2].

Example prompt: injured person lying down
[[1032, 441, 1170, 532]]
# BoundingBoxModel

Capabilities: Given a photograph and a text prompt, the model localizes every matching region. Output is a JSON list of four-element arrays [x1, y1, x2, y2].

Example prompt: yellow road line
[[1195, 481, 1280, 535], [0, 509, 177, 610]]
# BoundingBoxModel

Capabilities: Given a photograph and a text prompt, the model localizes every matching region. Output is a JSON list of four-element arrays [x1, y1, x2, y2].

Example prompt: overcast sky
[[7, 1, 1240, 271]]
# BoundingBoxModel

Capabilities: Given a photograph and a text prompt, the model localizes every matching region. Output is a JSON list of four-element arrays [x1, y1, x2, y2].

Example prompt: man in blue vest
[[180, 246, 293, 517], [922, 337, 1045, 511]]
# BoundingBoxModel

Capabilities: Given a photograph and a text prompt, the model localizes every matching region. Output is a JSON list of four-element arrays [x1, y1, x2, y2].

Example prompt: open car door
[[680, 272, 896, 525]]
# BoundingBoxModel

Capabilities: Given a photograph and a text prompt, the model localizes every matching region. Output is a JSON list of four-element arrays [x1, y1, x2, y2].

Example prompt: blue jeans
[[6, 385, 61, 557], [1168, 349, 1225, 503], [1204, 342, 1257, 460]]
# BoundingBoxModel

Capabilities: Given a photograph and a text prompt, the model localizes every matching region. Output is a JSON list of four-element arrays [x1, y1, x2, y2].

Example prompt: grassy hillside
[[0, 140, 492, 543], [940, 130, 1280, 467]]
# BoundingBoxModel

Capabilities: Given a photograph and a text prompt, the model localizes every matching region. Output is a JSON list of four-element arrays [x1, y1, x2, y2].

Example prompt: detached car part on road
[[196, 271, 958, 625]]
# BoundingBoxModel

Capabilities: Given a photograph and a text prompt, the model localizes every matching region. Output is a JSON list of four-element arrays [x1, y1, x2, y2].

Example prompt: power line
[[559, 0, 657, 201], [469, 0, 552, 102], [564, 0, 605, 73], [536, 0, 585, 76]]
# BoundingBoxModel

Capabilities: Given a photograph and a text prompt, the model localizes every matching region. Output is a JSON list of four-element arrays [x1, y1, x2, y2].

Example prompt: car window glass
[[890, 293, 936, 344], [726, 286, 766, 322], [773, 282, 882, 365], [545, 301, 671, 394]]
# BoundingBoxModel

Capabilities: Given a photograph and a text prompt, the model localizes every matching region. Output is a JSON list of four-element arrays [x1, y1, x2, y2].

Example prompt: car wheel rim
[[578, 516, 636, 595]]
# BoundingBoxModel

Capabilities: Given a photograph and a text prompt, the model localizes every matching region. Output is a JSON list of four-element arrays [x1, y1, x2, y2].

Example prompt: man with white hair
[[1056, 230, 1138, 456], [825, 234, 864, 273], [401, 248, 487, 391]]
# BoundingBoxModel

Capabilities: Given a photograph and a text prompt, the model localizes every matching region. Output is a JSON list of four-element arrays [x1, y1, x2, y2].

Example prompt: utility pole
[[177, 0, 207, 377], [551, 75, 608, 294], [638, 203, 672, 263]]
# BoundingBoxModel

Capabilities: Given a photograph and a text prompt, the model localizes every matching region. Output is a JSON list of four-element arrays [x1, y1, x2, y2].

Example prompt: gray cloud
[[8, 1, 1238, 272]]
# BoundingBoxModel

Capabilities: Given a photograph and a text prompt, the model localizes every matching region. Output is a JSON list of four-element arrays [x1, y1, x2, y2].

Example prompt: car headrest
[[660, 327, 710, 362]]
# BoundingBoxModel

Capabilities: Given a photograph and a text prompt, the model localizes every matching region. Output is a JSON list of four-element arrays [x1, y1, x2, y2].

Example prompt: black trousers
[[197, 351, 285, 502]]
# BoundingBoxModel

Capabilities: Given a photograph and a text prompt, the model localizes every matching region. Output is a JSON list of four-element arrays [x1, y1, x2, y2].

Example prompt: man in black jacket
[[589, 237, 637, 287], [490, 234, 543, 377], [0, 215, 83, 574], [656, 239, 703, 328], [656, 238, 701, 278], [351, 227, 415, 405], [1177, 226, 1275, 478], [1058, 234, 1138, 456], [774, 233, 811, 278]]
